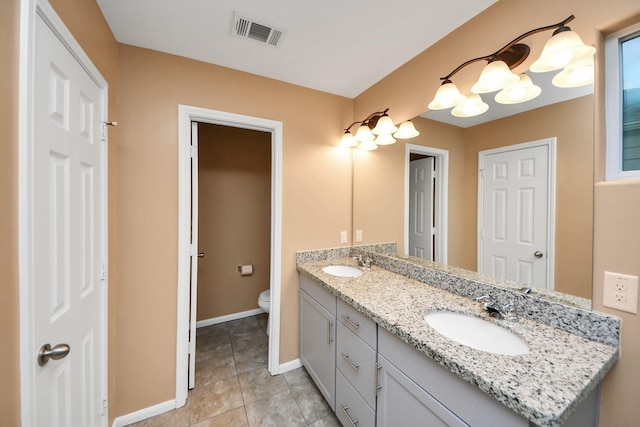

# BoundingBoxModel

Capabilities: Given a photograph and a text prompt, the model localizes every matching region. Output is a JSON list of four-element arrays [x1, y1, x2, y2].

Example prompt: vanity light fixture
[[339, 108, 419, 149], [428, 15, 595, 118]]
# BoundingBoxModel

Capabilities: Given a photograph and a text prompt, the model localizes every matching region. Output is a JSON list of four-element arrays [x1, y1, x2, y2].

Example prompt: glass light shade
[[530, 29, 596, 73], [428, 81, 466, 110], [358, 140, 378, 151], [339, 131, 357, 148], [495, 74, 542, 104], [374, 133, 396, 145], [451, 94, 489, 117], [552, 55, 594, 88], [471, 60, 519, 94], [355, 124, 374, 142], [394, 121, 420, 139], [372, 115, 398, 135]]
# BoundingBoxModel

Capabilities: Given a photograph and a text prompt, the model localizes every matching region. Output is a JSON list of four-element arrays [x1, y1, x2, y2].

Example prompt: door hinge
[[100, 263, 107, 281], [102, 398, 108, 414], [190, 145, 197, 158]]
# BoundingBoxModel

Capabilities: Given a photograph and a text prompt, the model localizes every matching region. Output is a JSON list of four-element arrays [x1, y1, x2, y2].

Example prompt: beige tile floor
[[127, 314, 341, 427]]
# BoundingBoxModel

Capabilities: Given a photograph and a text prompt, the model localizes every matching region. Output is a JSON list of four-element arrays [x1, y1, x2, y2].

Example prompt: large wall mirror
[[353, 20, 595, 303]]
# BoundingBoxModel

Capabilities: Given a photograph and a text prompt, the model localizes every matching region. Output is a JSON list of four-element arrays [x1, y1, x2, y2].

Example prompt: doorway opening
[[177, 105, 282, 407], [404, 144, 448, 264]]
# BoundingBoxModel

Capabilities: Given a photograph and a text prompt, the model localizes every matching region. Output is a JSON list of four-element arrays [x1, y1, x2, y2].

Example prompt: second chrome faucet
[[475, 295, 518, 320]]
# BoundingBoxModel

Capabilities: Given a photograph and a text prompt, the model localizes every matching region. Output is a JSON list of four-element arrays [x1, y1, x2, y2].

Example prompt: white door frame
[[177, 105, 282, 406], [477, 138, 556, 290], [18, 0, 109, 424], [404, 144, 448, 264]]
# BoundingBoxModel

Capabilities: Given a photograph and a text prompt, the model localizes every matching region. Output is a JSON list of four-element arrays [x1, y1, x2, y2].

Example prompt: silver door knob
[[534, 251, 544, 258], [198, 252, 205, 258], [38, 343, 70, 366]]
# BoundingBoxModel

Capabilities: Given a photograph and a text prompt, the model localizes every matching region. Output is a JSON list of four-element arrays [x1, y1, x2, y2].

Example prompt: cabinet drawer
[[337, 298, 376, 348], [336, 370, 375, 427], [300, 275, 336, 315], [336, 322, 376, 409]]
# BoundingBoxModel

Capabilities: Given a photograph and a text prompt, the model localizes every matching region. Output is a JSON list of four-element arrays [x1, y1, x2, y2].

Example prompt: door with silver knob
[[38, 343, 71, 366], [28, 12, 108, 427]]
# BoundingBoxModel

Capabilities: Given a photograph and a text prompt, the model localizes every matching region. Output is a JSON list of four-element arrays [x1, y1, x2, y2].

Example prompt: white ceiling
[[96, 0, 497, 98]]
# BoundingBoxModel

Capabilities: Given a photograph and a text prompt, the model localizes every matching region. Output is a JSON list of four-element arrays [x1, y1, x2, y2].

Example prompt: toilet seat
[[258, 289, 271, 335], [259, 289, 270, 304]]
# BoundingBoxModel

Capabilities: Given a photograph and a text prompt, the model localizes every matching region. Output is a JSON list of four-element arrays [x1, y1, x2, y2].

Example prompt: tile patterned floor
[[127, 314, 341, 427]]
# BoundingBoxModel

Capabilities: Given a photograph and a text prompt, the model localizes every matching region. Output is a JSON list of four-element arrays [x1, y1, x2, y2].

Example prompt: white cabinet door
[[376, 354, 468, 427], [300, 289, 336, 410]]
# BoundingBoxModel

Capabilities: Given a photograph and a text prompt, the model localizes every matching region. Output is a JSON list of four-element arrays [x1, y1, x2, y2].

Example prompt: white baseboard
[[278, 358, 302, 374], [111, 399, 177, 427], [196, 308, 265, 328]]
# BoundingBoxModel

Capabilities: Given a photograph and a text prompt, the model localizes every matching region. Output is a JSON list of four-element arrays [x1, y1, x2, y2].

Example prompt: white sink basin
[[424, 311, 529, 356], [321, 265, 363, 278]]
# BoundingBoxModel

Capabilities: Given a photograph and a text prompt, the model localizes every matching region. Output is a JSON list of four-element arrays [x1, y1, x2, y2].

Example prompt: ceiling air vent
[[232, 12, 285, 47]]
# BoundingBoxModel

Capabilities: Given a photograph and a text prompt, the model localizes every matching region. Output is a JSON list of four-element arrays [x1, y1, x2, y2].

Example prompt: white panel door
[[32, 13, 106, 426], [479, 143, 550, 289], [409, 157, 435, 260]]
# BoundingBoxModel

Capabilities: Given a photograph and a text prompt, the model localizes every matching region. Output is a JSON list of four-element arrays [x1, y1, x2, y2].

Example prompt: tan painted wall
[[355, 0, 640, 424], [115, 44, 352, 415], [0, 0, 21, 423], [462, 96, 594, 298], [197, 124, 271, 320]]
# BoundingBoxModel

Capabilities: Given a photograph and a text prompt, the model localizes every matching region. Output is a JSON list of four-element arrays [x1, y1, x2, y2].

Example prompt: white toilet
[[258, 289, 271, 334]]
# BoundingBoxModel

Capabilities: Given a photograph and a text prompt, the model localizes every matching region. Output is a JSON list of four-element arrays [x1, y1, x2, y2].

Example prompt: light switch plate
[[603, 271, 639, 314], [340, 231, 348, 244], [356, 230, 363, 243]]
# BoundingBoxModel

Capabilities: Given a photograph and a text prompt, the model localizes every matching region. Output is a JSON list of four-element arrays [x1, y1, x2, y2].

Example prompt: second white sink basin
[[321, 265, 363, 278], [424, 311, 529, 356]]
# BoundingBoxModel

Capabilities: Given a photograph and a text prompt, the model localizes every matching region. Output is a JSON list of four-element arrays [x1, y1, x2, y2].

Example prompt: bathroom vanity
[[297, 247, 619, 427]]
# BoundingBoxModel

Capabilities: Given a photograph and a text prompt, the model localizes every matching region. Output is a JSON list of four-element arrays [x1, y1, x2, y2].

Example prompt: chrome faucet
[[353, 255, 373, 268], [475, 295, 517, 320]]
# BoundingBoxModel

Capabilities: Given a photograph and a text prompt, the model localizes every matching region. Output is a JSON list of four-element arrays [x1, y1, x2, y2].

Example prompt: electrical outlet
[[356, 230, 363, 243], [603, 271, 639, 314], [340, 231, 348, 244]]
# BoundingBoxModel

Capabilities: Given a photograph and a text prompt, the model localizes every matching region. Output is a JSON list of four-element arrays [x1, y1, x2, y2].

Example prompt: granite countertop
[[297, 257, 619, 427]]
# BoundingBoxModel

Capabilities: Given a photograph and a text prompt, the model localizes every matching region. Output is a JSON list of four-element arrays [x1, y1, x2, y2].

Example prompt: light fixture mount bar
[[438, 15, 575, 82], [343, 108, 390, 132]]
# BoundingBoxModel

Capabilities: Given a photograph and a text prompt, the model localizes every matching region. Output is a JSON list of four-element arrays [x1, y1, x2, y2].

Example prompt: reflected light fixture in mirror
[[339, 108, 419, 149], [495, 74, 542, 104], [428, 15, 595, 118], [452, 94, 489, 117]]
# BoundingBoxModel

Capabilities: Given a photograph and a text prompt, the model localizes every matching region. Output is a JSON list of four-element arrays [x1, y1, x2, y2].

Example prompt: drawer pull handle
[[341, 352, 360, 372], [340, 404, 359, 426], [342, 314, 360, 329]]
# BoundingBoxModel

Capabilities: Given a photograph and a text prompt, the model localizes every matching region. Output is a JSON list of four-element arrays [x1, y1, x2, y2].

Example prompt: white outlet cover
[[603, 271, 639, 314]]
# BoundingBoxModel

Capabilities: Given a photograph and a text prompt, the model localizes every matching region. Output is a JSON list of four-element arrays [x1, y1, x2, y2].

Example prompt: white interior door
[[478, 140, 554, 289], [30, 10, 107, 426], [409, 157, 435, 260], [188, 122, 199, 389]]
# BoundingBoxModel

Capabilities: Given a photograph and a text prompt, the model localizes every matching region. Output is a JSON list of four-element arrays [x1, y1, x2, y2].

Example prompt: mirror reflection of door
[[409, 155, 435, 260], [478, 139, 556, 290], [405, 145, 448, 263]]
